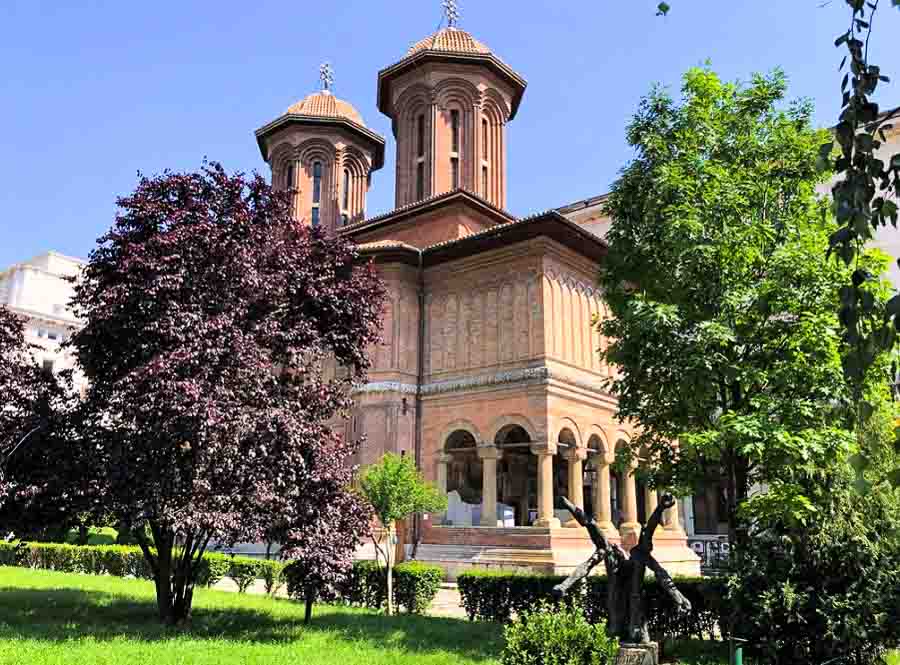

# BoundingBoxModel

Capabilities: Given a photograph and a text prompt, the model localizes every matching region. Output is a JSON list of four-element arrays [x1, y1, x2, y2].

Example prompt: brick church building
[[253, 7, 700, 577]]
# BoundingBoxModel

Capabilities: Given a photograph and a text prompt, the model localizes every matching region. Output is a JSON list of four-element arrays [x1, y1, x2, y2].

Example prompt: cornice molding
[[353, 366, 610, 398]]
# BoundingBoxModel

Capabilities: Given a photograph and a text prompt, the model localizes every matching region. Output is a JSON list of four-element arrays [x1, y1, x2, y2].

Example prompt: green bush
[[227, 557, 262, 593], [457, 570, 725, 642], [457, 570, 568, 623], [501, 601, 619, 665], [392, 562, 443, 614], [729, 470, 900, 665], [261, 561, 286, 596], [195, 553, 232, 588], [0, 541, 277, 591], [285, 559, 443, 614]]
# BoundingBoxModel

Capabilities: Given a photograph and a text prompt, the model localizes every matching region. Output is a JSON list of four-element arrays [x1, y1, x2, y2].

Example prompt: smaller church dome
[[406, 27, 492, 57], [286, 91, 366, 128]]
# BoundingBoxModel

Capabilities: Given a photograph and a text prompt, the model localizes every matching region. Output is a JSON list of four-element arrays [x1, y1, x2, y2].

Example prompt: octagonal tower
[[378, 17, 526, 210], [256, 66, 385, 232]]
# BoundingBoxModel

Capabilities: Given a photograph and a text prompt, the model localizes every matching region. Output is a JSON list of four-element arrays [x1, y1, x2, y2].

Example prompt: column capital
[[562, 446, 589, 463], [529, 441, 557, 457], [477, 445, 503, 461]]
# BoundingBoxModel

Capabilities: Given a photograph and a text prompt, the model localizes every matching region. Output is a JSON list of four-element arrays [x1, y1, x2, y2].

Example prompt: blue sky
[[1, 0, 898, 267]]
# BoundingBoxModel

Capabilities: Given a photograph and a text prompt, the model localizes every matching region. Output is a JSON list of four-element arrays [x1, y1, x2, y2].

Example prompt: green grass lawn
[[0, 567, 503, 665]]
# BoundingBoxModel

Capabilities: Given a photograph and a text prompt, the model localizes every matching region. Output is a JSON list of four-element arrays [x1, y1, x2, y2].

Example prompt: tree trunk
[[77, 523, 89, 546], [136, 523, 204, 627], [386, 522, 395, 617], [304, 587, 315, 625]]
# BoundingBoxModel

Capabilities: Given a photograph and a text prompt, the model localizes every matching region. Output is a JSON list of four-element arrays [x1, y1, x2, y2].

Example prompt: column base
[[619, 521, 641, 548], [596, 521, 620, 538], [534, 517, 561, 529], [480, 517, 500, 527]]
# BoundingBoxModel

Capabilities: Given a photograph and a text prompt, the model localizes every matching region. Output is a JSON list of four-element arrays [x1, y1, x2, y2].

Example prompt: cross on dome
[[442, 0, 460, 28], [319, 62, 334, 94]]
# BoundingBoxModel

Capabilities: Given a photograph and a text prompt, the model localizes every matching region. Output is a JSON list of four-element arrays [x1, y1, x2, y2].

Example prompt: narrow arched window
[[285, 163, 295, 191], [450, 109, 460, 189], [311, 161, 322, 228], [417, 114, 425, 158], [342, 169, 350, 211], [481, 118, 491, 199], [416, 163, 425, 201]]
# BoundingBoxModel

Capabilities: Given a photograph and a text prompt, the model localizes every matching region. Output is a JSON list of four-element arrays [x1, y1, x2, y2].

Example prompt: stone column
[[593, 455, 618, 536], [665, 495, 685, 534], [563, 447, 588, 528], [530, 442, 560, 528], [619, 461, 641, 543], [478, 445, 502, 527], [435, 453, 452, 525], [645, 486, 659, 521]]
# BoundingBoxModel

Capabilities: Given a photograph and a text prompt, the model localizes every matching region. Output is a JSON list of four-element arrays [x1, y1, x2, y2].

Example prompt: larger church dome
[[285, 91, 366, 128], [405, 27, 492, 58]]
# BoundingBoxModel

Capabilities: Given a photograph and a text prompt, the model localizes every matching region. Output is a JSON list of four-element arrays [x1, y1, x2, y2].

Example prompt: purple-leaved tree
[[0, 306, 79, 539], [62, 163, 383, 625]]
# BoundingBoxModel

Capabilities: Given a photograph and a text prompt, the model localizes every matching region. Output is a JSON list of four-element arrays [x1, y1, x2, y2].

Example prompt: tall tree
[[0, 307, 78, 538], [598, 69, 891, 543], [359, 453, 446, 616], [59, 163, 384, 625], [658, 0, 900, 490]]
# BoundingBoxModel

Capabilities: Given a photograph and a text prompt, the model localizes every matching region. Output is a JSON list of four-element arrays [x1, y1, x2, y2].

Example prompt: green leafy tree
[[359, 453, 446, 616], [657, 0, 900, 491], [598, 67, 892, 544]]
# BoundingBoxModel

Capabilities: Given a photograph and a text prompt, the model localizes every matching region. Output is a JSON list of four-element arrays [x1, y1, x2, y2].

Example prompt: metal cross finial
[[442, 0, 460, 27], [319, 62, 334, 93]]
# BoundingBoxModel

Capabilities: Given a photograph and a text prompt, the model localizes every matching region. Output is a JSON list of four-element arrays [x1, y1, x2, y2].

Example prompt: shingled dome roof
[[286, 91, 366, 128], [406, 27, 492, 57]]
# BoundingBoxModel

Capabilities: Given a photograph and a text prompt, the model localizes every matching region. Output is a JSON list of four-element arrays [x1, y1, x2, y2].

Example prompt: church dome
[[286, 91, 366, 128], [405, 27, 492, 58]]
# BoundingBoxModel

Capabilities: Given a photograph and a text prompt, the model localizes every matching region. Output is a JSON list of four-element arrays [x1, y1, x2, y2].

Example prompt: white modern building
[[0, 251, 87, 393]]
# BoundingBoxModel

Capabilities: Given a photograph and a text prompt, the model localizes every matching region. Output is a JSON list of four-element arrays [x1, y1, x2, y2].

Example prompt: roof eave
[[377, 51, 528, 120], [254, 115, 386, 170], [339, 189, 516, 239], [423, 212, 608, 267]]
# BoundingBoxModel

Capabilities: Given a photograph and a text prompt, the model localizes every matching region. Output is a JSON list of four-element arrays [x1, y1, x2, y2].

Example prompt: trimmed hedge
[[0, 541, 284, 593], [457, 570, 726, 641], [285, 559, 443, 615]]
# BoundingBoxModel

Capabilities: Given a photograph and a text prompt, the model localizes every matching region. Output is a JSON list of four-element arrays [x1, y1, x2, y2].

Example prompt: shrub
[[0, 541, 275, 591], [285, 559, 443, 614], [458, 570, 569, 623], [226, 558, 263, 593], [457, 570, 726, 642], [729, 470, 900, 665], [393, 562, 443, 614], [195, 553, 232, 588], [261, 561, 286, 596], [501, 601, 619, 665]]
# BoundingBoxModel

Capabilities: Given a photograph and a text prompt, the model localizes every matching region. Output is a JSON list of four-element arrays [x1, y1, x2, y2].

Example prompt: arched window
[[481, 118, 491, 199], [341, 169, 350, 212], [311, 161, 322, 228], [450, 110, 460, 189], [416, 162, 425, 201], [285, 163, 295, 191], [415, 114, 427, 201]]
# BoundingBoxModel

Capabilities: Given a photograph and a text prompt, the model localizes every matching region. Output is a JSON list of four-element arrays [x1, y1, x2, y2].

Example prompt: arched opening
[[445, 430, 481, 503], [611, 439, 629, 528], [554, 428, 577, 514], [585, 434, 606, 518], [495, 425, 534, 526]]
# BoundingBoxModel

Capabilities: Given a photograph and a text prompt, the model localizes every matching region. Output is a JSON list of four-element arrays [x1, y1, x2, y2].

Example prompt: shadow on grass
[[0, 586, 502, 662]]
